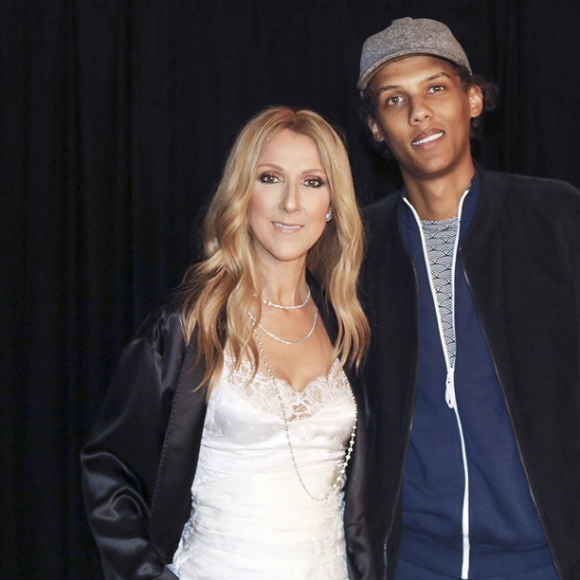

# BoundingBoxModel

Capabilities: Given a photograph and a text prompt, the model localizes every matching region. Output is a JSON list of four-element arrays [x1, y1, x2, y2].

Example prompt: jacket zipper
[[461, 261, 563, 580], [403, 194, 472, 579]]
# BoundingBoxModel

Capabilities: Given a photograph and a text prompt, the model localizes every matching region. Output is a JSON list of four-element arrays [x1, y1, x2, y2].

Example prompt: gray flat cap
[[358, 17, 472, 90]]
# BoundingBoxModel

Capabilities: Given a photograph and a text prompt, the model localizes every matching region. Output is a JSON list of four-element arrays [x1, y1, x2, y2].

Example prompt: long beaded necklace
[[251, 327, 358, 502]]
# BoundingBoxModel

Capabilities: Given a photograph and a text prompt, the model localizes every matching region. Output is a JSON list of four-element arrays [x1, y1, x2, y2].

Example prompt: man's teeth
[[412, 132, 444, 145]]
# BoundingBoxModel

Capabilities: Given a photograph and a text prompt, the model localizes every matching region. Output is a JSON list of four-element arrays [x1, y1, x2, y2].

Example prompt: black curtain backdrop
[[2, 1, 579, 578]]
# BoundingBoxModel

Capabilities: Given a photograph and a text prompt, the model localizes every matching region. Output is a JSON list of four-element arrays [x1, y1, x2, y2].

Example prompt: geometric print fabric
[[420, 217, 459, 367]]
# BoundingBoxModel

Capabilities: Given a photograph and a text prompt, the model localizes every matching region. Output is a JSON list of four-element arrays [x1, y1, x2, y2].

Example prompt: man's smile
[[411, 130, 445, 147]]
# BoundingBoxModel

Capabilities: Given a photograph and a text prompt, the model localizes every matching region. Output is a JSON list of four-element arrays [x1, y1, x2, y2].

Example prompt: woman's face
[[249, 128, 331, 270]]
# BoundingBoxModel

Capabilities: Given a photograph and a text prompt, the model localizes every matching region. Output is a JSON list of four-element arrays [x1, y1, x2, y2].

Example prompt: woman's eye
[[259, 172, 280, 184], [429, 84, 445, 93], [304, 177, 325, 188]]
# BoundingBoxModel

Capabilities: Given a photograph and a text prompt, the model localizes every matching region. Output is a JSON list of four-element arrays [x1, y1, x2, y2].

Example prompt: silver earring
[[325, 210, 332, 223]]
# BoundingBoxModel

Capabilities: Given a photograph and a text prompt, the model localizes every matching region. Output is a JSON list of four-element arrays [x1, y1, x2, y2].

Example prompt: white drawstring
[[445, 368, 456, 409]]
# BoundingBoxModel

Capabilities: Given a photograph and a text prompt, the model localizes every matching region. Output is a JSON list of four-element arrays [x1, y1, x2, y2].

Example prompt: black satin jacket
[[81, 282, 373, 580], [361, 166, 580, 580]]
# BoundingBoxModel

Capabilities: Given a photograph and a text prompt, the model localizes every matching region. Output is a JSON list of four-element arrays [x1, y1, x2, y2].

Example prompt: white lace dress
[[170, 356, 356, 580]]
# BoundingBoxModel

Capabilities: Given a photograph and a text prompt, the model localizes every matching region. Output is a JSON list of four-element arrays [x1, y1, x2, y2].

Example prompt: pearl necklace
[[247, 309, 319, 346], [252, 329, 357, 502], [259, 284, 311, 310]]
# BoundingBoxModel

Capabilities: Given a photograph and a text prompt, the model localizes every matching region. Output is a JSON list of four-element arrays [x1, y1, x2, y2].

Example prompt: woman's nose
[[280, 180, 300, 212]]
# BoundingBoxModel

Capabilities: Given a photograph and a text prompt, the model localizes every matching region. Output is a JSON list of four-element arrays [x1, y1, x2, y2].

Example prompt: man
[[357, 17, 580, 580]]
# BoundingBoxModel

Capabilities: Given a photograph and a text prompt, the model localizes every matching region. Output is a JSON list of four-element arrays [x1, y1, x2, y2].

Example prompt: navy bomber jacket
[[360, 165, 580, 580]]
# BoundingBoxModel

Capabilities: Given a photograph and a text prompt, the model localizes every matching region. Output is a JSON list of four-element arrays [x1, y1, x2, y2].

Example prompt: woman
[[82, 106, 371, 580]]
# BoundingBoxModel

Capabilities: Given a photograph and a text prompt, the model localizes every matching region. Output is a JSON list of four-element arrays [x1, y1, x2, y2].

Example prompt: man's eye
[[429, 84, 445, 93], [386, 95, 404, 106], [304, 178, 325, 188], [259, 172, 280, 184]]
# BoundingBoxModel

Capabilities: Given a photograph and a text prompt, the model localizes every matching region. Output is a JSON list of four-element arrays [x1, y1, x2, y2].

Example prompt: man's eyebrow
[[376, 84, 400, 95], [376, 72, 452, 95], [425, 72, 452, 82]]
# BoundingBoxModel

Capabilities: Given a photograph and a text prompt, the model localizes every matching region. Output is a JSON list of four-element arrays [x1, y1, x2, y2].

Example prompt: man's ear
[[367, 116, 385, 143], [468, 85, 484, 118]]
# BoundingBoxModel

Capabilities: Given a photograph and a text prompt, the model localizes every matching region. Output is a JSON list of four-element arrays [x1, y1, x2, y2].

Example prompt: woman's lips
[[272, 221, 302, 232]]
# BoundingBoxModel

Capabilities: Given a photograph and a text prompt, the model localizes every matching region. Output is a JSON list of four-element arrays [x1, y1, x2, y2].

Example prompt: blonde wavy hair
[[179, 106, 369, 395]]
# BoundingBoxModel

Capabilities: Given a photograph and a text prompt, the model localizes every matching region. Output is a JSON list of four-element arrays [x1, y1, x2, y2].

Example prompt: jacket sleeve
[[343, 370, 377, 580], [81, 305, 187, 580]]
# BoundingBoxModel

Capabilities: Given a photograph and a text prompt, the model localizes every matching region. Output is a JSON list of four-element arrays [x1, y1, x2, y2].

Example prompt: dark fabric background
[[2, 1, 579, 578]]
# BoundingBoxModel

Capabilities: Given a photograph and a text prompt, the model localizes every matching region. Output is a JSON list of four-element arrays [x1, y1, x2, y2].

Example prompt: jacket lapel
[[149, 332, 208, 561]]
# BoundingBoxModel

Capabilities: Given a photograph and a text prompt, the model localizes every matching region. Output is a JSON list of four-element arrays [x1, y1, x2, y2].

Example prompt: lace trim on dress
[[224, 355, 349, 421]]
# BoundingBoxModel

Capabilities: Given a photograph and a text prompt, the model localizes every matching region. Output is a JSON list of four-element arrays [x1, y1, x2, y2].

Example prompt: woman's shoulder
[[133, 293, 188, 355]]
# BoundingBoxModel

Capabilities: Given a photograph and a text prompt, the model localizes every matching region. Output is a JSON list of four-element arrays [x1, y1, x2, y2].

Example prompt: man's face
[[367, 55, 483, 183]]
